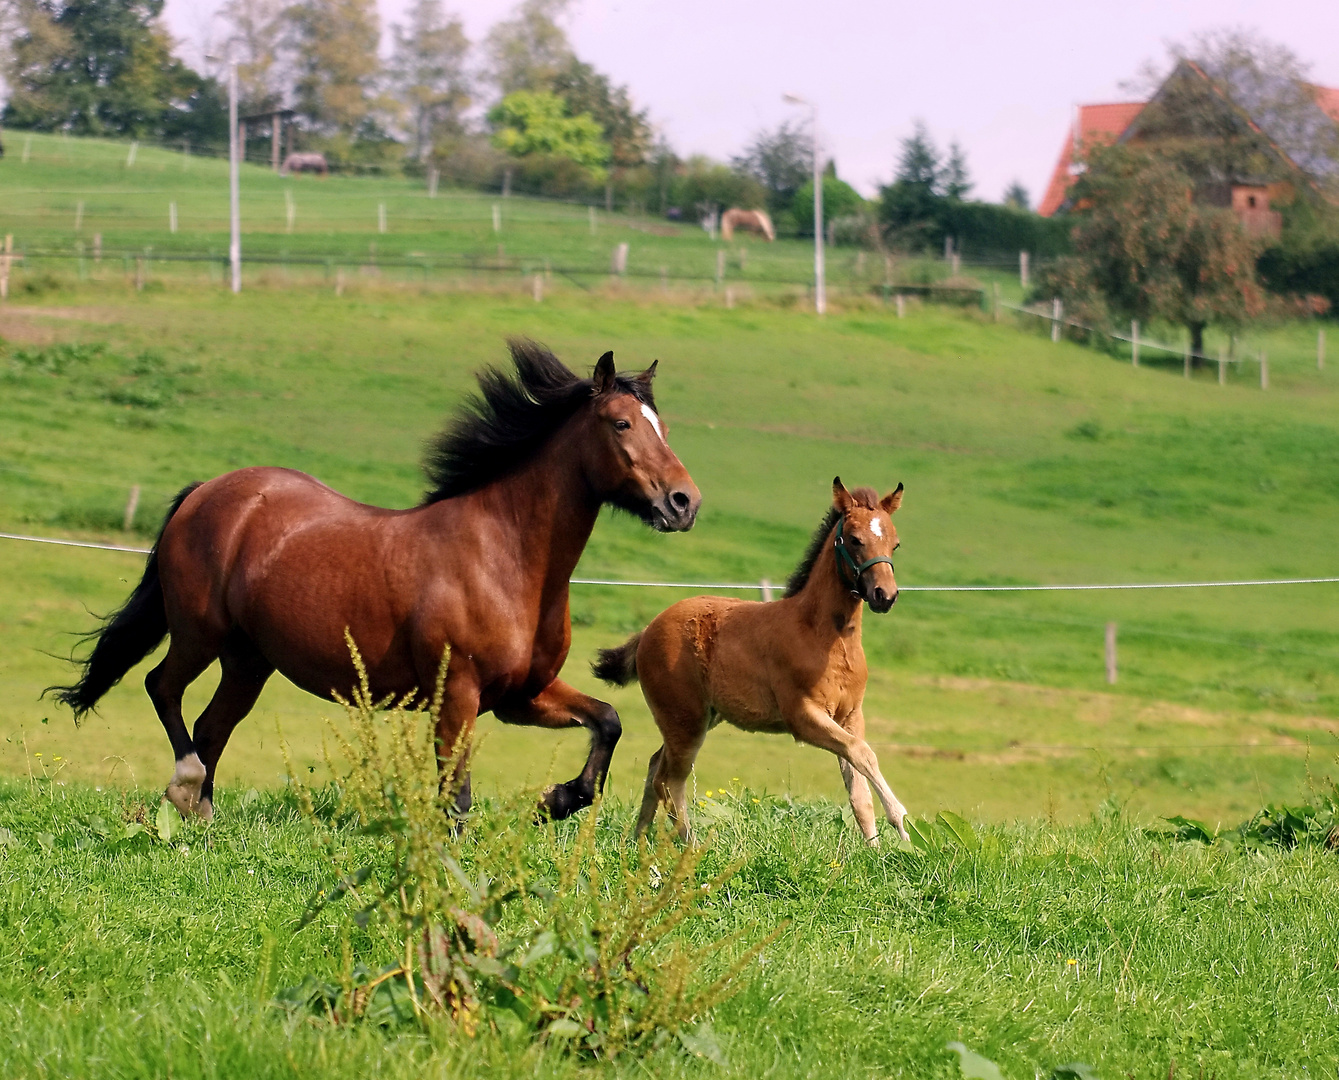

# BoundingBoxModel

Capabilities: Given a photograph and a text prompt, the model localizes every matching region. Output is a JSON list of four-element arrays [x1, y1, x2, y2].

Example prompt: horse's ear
[[881, 482, 904, 514], [592, 351, 616, 394], [832, 476, 854, 512], [634, 359, 658, 386]]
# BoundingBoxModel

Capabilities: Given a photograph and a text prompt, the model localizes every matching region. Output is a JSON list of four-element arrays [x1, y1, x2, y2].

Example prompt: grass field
[[1, 780, 1337, 1079], [3, 135, 1339, 1077], [1, 281, 1336, 825]]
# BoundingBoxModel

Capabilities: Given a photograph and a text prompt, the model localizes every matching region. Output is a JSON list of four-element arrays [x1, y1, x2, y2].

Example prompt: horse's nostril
[[670, 490, 691, 511]]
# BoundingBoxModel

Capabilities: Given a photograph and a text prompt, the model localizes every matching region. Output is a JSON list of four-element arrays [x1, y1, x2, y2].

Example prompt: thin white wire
[[3, 531, 1336, 592]]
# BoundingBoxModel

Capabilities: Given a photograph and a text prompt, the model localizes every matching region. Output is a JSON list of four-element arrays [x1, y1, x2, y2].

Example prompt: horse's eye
[[613, 419, 631, 432], [894, 542, 901, 551]]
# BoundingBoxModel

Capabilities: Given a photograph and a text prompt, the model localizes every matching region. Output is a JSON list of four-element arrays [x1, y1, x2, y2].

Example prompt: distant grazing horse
[[720, 208, 776, 242], [51, 342, 701, 821], [281, 152, 328, 176], [595, 478, 909, 845]]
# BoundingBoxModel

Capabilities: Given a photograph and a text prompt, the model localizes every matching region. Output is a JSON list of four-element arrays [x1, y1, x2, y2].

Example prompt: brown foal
[[51, 341, 700, 821], [594, 479, 910, 845]]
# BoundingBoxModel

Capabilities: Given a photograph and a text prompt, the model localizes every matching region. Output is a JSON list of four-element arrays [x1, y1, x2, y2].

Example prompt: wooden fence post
[[611, 242, 629, 275], [1218, 351, 1226, 386], [126, 141, 138, 167], [123, 485, 141, 532], [993, 281, 1001, 322], [896, 293, 905, 319], [588, 206, 596, 235], [760, 578, 774, 602], [1131, 320, 1139, 367], [1260, 351, 1268, 390], [715, 249, 725, 287], [1184, 340, 1191, 379], [0, 234, 11, 300], [1105, 622, 1117, 685], [1051, 298, 1062, 342], [1019, 251, 1029, 288], [93, 233, 102, 263], [1319, 329, 1326, 371], [492, 204, 501, 233], [725, 286, 735, 309], [532, 274, 543, 302], [75, 201, 84, 231], [169, 202, 177, 234], [427, 168, 439, 198]]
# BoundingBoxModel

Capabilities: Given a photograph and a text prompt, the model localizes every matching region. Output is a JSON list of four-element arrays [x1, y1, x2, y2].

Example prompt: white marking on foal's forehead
[[870, 517, 883, 538], [640, 403, 665, 442]]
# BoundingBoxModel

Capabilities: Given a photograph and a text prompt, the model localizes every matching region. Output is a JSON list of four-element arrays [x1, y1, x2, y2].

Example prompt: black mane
[[421, 338, 655, 504], [783, 487, 880, 597], [784, 507, 839, 597]]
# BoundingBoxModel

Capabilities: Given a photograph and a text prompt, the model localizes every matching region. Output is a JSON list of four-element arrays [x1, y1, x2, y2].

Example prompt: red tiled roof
[[1315, 85, 1339, 125], [1037, 102, 1145, 217]]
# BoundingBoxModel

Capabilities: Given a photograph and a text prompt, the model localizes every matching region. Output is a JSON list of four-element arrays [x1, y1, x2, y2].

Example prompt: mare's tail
[[592, 632, 643, 687], [45, 482, 202, 724]]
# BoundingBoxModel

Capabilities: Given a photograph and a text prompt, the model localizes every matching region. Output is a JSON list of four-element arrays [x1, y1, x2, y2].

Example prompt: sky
[[164, 0, 1339, 205]]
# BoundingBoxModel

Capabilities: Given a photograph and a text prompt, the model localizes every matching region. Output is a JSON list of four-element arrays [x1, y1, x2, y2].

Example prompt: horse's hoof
[[165, 754, 206, 818], [538, 780, 585, 822]]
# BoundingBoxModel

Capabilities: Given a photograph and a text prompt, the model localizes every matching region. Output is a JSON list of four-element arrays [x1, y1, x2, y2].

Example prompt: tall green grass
[[0, 778, 1335, 1078]]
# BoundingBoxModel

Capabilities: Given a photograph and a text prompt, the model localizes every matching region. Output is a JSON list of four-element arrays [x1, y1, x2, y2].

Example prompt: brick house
[[1039, 60, 1339, 236]]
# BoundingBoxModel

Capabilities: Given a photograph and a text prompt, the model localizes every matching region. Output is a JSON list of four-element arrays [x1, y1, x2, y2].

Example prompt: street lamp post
[[784, 94, 824, 315], [227, 60, 241, 293], [208, 54, 241, 293]]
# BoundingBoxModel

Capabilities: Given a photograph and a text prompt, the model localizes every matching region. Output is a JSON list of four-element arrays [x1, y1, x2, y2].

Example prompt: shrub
[[791, 177, 865, 239], [280, 635, 777, 1058]]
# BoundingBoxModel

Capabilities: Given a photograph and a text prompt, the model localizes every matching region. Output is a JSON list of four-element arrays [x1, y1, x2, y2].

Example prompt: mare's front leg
[[787, 701, 910, 841], [494, 678, 621, 821], [432, 667, 482, 819]]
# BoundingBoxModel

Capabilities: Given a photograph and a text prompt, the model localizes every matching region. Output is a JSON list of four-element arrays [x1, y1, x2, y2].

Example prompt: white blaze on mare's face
[[640, 403, 665, 443], [870, 517, 884, 539]]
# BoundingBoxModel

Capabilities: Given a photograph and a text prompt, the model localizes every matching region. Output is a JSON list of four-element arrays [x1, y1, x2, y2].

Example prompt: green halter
[[833, 515, 894, 592]]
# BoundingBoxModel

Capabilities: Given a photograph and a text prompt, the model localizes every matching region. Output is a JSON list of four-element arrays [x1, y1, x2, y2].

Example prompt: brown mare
[[594, 479, 910, 845], [719, 208, 776, 242], [51, 342, 700, 821]]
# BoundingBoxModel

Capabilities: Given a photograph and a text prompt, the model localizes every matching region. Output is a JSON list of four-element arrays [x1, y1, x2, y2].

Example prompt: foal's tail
[[45, 482, 202, 725], [592, 632, 643, 687]]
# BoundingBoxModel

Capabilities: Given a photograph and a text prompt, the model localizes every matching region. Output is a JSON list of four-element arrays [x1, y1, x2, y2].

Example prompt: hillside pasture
[[0, 284, 1335, 825]]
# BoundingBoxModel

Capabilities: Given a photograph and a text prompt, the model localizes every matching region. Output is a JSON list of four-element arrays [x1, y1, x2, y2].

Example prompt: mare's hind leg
[[146, 636, 220, 818], [191, 634, 274, 820], [494, 678, 622, 821]]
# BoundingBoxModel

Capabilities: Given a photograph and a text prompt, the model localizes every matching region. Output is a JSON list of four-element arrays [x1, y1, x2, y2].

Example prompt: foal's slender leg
[[839, 760, 879, 845], [635, 747, 664, 836], [191, 635, 274, 820], [788, 705, 910, 841], [652, 739, 704, 844], [146, 636, 220, 818], [494, 678, 622, 821]]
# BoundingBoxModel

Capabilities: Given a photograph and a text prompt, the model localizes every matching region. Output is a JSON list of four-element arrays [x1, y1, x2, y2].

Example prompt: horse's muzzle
[[652, 487, 700, 532], [868, 585, 897, 613]]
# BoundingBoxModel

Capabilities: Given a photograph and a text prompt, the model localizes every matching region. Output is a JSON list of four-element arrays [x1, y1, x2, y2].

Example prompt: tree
[[792, 175, 864, 238], [1, 0, 224, 138], [287, 0, 383, 138], [483, 0, 572, 96], [217, 0, 286, 113], [549, 58, 650, 169], [389, 0, 470, 161], [731, 121, 812, 212], [1042, 144, 1267, 355], [1003, 180, 1030, 211], [894, 121, 941, 188], [488, 89, 609, 180], [1128, 30, 1339, 198], [942, 141, 971, 200]]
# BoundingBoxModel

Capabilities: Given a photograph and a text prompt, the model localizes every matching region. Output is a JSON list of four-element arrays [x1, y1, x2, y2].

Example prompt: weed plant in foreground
[[0, 760, 1337, 1077]]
